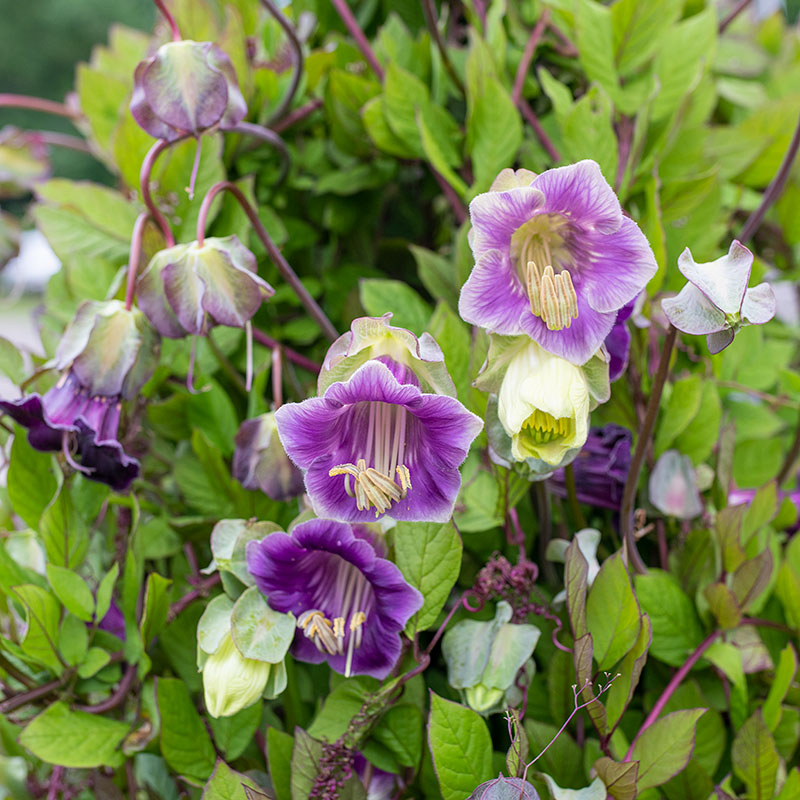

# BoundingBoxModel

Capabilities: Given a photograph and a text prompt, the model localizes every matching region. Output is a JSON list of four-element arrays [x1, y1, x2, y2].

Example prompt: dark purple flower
[[353, 754, 399, 800], [246, 518, 422, 679], [0, 301, 159, 492], [130, 40, 247, 141], [605, 297, 635, 382], [232, 413, 304, 501], [275, 360, 483, 522], [459, 161, 657, 365], [548, 424, 631, 510], [97, 599, 126, 640]]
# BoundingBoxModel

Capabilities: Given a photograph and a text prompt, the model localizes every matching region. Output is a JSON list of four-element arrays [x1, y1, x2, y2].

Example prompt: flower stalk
[[153, 0, 182, 41]]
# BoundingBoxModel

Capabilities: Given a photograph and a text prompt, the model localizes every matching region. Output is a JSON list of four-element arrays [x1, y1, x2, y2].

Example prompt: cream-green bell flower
[[202, 632, 271, 718], [497, 340, 590, 465]]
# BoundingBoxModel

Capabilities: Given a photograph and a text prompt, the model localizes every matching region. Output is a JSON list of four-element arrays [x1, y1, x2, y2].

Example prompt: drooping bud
[[130, 41, 247, 141], [0, 300, 160, 491], [136, 235, 273, 338], [442, 601, 541, 715], [318, 313, 456, 396], [232, 414, 304, 502]]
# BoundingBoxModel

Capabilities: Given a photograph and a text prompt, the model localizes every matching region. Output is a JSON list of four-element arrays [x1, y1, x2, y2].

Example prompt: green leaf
[[561, 88, 618, 185], [575, 0, 618, 98], [95, 563, 120, 624], [209, 703, 263, 761], [428, 693, 493, 800], [58, 613, 88, 667], [565, 537, 589, 640], [742, 483, 778, 541], [39, 486, 89, 569], [631, 708, 706, 791], [394, 521, 462, 635], [525, 718, 583, 789], [655, 376, 703, 457], [763, 644, 797, 732], [324, 69, 381, 157], [606, 614, 652, 730], [362, 97, 419, 159], [416, 108, 468, 198], [77, 647, 111, 679], [358, 278, 432, 335], [593, 757, 639, 800], [410, 246, 460, 310], [290, 728, 323, 800], [372, 704, 423, 768], [186, 380, 240, 458], [426, 302, 473, 408], [586, 552, 641, 670], [674, 382, 721, 465], [157, 677, 217, 783], [7, 428, 58, 529], [634, 571, 704, 666], [202, 759, 261, 800], [19, 701, 129, 768], [12, 584, 63, 674], [46, 564, 94, 622], [732, 711, 779, 800], [230, 586, 294, 663], [140, 573, 172, 645], [267, 727, 294, 800], [308, 677, 374, 741], [0, 337, 24, 384], [611, 0, 682, 75]]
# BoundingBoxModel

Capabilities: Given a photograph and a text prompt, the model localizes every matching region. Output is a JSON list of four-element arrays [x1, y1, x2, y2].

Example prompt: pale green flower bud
[[464, 684, 506, 713], [202, 632, 271, 718]]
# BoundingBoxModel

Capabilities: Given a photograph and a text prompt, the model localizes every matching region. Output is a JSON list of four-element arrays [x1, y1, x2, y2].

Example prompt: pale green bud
[[465, 684, 506, 713], [202, 632, 270, 718]]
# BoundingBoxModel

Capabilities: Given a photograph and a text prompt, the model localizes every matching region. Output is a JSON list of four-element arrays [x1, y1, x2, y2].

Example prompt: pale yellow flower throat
[[521, 408, 572, 444], [329, 401, 412, 516]]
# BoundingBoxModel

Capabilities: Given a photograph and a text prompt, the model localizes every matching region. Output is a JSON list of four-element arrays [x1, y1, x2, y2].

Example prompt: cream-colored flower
[[202, 633, 271, 718], [497, 340, 590, 466]]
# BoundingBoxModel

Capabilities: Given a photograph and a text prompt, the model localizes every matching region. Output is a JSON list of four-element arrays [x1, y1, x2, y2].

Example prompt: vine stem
[[518, 99, 560, 163], [74, 663, 137, 714], [512, 10, 550, 105], [0, 677, 63, 715], [719, 0, 754, 33], [46, 765, 64, 800], [624, 629, 721, 760], [153, 0, 182, 40], [564, 463, 587, 529], [0, 93, 79, 119], [273, 98, 323, 133], [229, 121, 290, 185], [620, 325, 677, 575], [420, 0, 465, 95], [251, 328, 321, 373], [272, 346, 283, 408], [330, 0, 384, 79], [32, 131, 92, 153], [739, 111, 800, 243], [168, 574, 221, 622], [259, 0, 304, 126], [140, 138, 182, 247], [124, 212, 151, 311], [196, 181, 338, 341]]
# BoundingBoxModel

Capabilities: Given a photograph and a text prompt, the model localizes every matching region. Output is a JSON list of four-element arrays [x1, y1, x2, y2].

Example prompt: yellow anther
[[526, 260, 542, 316], [539, 266, 562, 331], [349, 611, 367, 631], [333, 617, 345, 639], [396, 465, 412, 495], [329, 459, 411, 516]]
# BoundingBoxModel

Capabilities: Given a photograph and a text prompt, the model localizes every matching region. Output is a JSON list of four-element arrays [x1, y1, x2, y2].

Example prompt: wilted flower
[[661, 240, 776, 353], [276, 353, 482, 523], [136, 235, 273, 338], [202, 632, 271, 718], [649, 450, 703, 519], [548, 424, 631, 510], [130, 40, 247, 141], [233, 414, 304, 501], [459, 161, 657, 365], [246, 518, 422, 679], [442, 601, 540, 714], [477, 336, 610, 470], [467, 777, 540, 800], [0, 301, 159, 491]]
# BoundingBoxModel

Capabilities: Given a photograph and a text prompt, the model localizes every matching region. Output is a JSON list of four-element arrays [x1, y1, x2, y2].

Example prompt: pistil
[[329, 402, 412, 516]]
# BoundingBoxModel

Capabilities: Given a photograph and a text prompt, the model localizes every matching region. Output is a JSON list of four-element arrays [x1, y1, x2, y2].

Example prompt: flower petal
[[741, 282, 777, 325], [468, 186, 546, 259], [661, 282, 726, 335], [458, 249, 528, 334], [533, 160, 622, 234], [677, 240, 752, 314], [706, 328, 735, 354]]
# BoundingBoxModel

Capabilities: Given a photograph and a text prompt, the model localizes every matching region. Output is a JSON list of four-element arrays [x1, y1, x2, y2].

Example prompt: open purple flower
[[0, 301, 159, 491], [605, 297, 636, 382], [661, 240, 776, 354], [459, 161, 657, 365], [130, 41, 247, 141], [548, 424, 631, 511], [275, 359, 482, 523], [246, 518, 422, 679]]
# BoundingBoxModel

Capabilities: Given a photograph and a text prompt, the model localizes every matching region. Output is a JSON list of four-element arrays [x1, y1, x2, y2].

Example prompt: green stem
[[564, 463, 587, 529]]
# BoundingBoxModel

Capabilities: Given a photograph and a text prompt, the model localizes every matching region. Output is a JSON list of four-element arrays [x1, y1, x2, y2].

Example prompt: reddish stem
[[272, 346, 283, 409], [168, 574, 221, 621], [0, 93, 79, 120], [153, 0, 182, 40], [74, 664, 137, 714], [272, 98, 323, 133], [513, 10, 551, 105], [330, 0, 384, 79], [719, 0, 754, 33], [518, 98, 560, 163], [46, 765, 64, 800], [251, 328, 321, 373], [33, 131, 92, 153], [258, 0, 304, 126], [124, 212, 151, 311], [432, 169, 468, 224], [140, 139, 181, 247], [196, 181, 338, 340], [624, 629, 721, 760]]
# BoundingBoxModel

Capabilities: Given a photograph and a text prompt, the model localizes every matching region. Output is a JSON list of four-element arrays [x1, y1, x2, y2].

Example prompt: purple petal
[[533, 160, 622, 234], [677, 240, 752, 315], [605, 309, 632, 382], [163, 260, 207, 335], [468, 186, 546, 259], [661, 283, 726, 335], [458, 249, 528, 334], [578, 217, 658, 313], [130, 60, 176, 140], [0, 394, 69, 451], [741, 283, 776, 326], [518, 290, 617, 365]]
